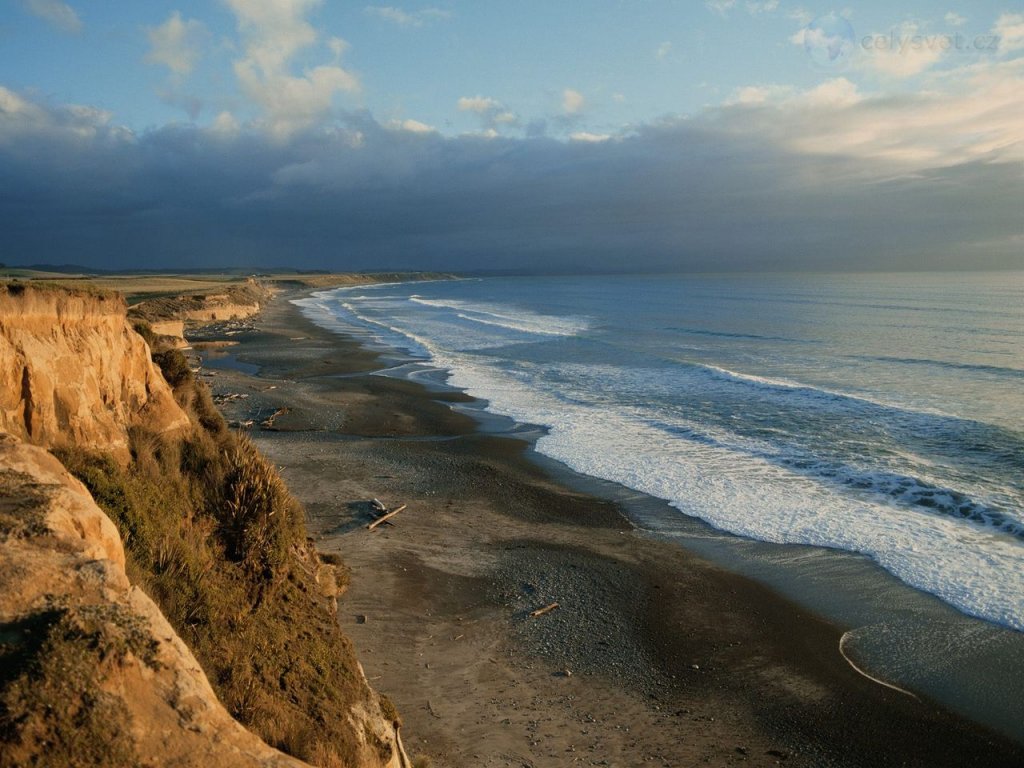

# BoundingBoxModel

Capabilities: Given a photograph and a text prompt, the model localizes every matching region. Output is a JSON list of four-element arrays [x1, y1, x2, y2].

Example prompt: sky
[[1, 0, 1022, 273]]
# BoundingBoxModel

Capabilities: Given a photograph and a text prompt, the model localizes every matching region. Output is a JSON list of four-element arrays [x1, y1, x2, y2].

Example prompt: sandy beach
[[200, 291, 1024, 768]]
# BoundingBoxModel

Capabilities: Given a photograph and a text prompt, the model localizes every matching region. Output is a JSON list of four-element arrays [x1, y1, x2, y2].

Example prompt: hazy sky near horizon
[[1, 1, 1022, 272]]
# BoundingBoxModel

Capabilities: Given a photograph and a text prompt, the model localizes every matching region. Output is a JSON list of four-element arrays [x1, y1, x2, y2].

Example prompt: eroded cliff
[[0, 285, 189, 462], [129, 279, 270, 327]]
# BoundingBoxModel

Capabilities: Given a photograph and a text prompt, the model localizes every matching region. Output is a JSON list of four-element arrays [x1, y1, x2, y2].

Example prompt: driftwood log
[[367, 504, 407, 530], [259, 407, 289, 429], [529, 602, 560, 618]]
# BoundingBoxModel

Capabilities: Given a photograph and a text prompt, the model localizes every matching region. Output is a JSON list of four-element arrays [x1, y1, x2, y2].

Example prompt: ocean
[[295, 271, 1024, 633]]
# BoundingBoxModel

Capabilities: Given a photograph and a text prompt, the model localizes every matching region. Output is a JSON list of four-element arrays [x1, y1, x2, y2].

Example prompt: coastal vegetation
[[54, 340, 391, 766]]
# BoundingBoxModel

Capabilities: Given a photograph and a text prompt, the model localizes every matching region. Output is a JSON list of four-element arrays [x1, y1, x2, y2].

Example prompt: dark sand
[[200, 293, 1024, 768]]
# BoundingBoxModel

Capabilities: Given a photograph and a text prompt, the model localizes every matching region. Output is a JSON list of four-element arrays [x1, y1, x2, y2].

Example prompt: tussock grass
[[221, 436, 303, 579]]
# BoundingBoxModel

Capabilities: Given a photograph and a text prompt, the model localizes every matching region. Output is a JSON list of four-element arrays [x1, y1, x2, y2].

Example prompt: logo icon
[[802, 13, 856, 69]]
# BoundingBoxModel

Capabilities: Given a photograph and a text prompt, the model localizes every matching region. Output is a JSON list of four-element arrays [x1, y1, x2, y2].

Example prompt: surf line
[[838, 631, 921, 701]]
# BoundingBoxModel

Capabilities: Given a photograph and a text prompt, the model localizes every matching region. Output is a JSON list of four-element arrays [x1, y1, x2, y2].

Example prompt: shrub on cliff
[[150, 347, 225, 435], [221, 436, 303, 579]]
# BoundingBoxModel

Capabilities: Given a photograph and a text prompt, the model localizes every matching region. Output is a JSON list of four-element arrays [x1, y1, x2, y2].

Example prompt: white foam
[[292, 292, 432, 358], [696, 363, 954, 419], [409, 296, 589, 337], [438, 357, 1024, 630]]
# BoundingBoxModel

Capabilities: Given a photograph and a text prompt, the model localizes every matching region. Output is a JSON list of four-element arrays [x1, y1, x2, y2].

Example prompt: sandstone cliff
[[0, 285, 189, 463], [129, 279, 270, 327]]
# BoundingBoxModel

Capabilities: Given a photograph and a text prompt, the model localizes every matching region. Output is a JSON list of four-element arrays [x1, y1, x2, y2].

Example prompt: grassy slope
[[53, 338, 393, 767]]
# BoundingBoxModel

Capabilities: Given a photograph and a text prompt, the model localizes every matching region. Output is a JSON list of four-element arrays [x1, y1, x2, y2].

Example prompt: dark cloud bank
[[1, 95, 1020, 273]]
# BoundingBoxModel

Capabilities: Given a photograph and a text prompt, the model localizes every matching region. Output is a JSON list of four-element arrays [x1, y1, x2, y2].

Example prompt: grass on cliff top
[[1, 269, 458, 307], [0, 272, 242, 300], [0, 280, 122, 303], [54, 344, 393, 767]]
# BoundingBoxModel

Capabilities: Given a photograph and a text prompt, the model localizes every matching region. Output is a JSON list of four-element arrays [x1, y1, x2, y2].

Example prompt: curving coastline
[[206, 288, 1024, 767]]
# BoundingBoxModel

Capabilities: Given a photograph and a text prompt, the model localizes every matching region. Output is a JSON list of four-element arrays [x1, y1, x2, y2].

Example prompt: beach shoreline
[[202, 289, 1024, 767]]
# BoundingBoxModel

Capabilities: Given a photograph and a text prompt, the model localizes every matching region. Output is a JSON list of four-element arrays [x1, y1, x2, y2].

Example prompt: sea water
[[295, 272, 1024, 632]]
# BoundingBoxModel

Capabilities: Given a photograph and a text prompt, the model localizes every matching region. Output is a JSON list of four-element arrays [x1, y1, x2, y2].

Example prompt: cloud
[[224, 0, 359, 138], [21, 0, 81, 33], [145, 12, 207, 77], [457, 95, 500, 114], [211, 111, 241, 136], [722, 61, 1024, 168], [0, 85, 119, 145], [797, 77, 861, 106], [1, 70, 1020, 274], [562, 88, 585, 115], [388, 118, 435, 133], [944, 12, 966, 28], [364, 6, 451, 27], [569, 131, 610, 143], [994, 13, 1024, 53], [728, 78, 860, 109], [655, 41, 672, 60], [705, 0, 736, 15], [788, 8, 813, 25], [728, 83, 794, 105], [327, 36, 349, 59], [457, 95, 518, 131]]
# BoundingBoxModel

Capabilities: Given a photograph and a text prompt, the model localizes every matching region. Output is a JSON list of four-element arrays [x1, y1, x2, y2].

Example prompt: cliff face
[[129, 278, 270, 327], [0, 286, 189, 462], [178, 300, 261, 322]]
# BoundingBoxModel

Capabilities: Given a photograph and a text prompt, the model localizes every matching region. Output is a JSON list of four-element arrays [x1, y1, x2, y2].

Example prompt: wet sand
[[201, 293, 1024, 768]]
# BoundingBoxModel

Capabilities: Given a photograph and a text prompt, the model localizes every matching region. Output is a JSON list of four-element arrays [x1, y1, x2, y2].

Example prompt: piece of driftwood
[[259, 407, 289, 429], [529, 602, 560, 618], [370, 498, 387, 513], [367, 504, 407, 530], [213, 392, 249, 405]]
